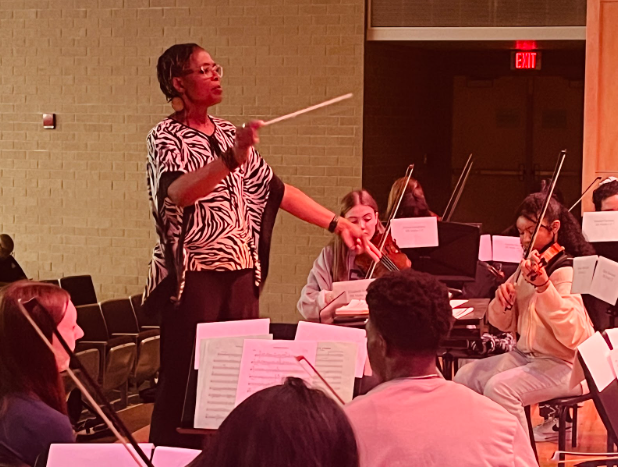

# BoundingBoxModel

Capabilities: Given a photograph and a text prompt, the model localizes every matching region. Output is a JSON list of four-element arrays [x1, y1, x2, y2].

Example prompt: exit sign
[[511, 51, 541, 70]]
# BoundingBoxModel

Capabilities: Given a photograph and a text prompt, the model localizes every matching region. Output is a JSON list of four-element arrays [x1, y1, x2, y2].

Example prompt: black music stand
[[590, 242, 618, 329], [403, 221, 480, 286]]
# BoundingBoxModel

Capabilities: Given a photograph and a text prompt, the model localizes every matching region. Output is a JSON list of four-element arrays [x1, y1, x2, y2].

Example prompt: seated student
[[189, 377, 359, 467], [297, 190, 382, 323], [344, 269, 536, 467], [454, 193, 595, 436], [593, 176, 618, 211], [0, 281, 84, 467], [0, 235, 27, 285], [386, 176, 438, 219]]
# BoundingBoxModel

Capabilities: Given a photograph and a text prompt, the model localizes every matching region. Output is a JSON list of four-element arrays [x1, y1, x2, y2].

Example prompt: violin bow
[[17, 298, 155, 467], [511, 150, 567, 287], [568, 176, 602, 212], [442, 153, 474, 222], [365, 164, 415, 280]]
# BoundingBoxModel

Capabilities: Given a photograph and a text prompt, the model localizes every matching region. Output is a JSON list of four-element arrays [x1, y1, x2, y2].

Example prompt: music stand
[[590, 241, 618, 328], [403, 221, 480, 285]]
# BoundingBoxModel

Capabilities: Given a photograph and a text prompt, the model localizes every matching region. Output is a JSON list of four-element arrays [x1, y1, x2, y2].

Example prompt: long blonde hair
[[386, 177, 432, 219], [331, 190, 382, 282]]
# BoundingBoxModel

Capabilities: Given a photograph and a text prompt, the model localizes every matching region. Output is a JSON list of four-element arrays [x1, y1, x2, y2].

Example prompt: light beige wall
[[0, 0, 365, 322], [582, 0, 618, 211]]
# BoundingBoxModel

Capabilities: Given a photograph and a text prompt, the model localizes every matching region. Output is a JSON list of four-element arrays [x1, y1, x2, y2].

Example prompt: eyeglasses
[[518, 224, 551, 237], [182, 64, 223, 79]]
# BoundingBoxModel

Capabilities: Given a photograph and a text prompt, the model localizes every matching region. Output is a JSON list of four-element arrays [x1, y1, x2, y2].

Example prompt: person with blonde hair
[[298, 190, 383, 323], [386, 177, 438, 220]]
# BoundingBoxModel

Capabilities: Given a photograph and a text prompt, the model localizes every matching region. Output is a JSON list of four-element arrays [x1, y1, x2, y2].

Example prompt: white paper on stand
[[390, 217, 439, 248], [194, 318, 270, 369], [491, 236, 524, 263], [235, 339, 318, 405], [47, 444, 155, 467], [571, 255, 599, 295], [152, 447, 201, 467], [589, 256, 618, 306], [332, 279, 374, 302], [453, 307, 475, 319], [312, 341, 357, 403], [478, 234, 493, 261], [295, 321, 368, 378], [582, 211, 618, 242], [194, 335, 272, 430], [576, 332, 615, 392]]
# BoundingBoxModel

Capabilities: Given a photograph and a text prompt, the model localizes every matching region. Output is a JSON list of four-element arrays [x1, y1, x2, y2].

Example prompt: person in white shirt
[[344, 269, 537, 467]]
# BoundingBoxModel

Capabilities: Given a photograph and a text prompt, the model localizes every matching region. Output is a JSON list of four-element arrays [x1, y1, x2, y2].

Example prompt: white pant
[[453, 349, 581, 432]]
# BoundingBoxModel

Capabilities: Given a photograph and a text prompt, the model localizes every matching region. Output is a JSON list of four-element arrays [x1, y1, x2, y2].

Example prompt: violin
[[506, 150, 567, 309], [355, 230, 411, 278], [357, 165, 416, 280], [525, 242, 565, 283]]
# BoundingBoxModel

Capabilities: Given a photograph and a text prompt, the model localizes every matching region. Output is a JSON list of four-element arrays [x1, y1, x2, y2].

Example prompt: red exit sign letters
[[511, 51, 542, 70]]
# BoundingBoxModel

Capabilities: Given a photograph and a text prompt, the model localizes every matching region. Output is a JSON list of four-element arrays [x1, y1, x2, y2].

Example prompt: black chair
[[100, 298, 160, 391], [129, 293, 161, 330], [60, 275, 98, 306], [75, 303, 136, 406]]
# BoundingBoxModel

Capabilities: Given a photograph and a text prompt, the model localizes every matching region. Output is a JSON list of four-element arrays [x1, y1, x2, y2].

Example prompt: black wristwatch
[[327, 215, 339, 233]]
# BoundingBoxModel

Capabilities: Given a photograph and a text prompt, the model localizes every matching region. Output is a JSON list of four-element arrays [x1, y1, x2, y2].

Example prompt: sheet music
[[235, 340, 318, 405], [390, 217, 439, 248], [478, 234, 493, 261], [194, 318, 270, 369], [295, 321, 368, 378], [452, 307, 475, 319], [571, 255, 598, 295], [47, 444, 155, 467], [491, 236, 524, 263], [312, 341, 357, 403], [194, 335, 272, 430], [582, 211, 618, 242], [332, 279, 374, 301], [152, 447, 201, 467], [577, 332, 615, 392], [589, 256, 618, 306]]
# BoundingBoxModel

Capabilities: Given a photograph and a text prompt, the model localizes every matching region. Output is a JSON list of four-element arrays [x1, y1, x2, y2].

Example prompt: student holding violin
[[454, 192, 595, 433], [297, 189, 409, 323], [386, 176, 439, 220]]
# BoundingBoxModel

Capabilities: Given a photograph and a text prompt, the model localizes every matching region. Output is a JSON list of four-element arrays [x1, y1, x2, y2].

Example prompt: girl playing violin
[[297, 190, 382, 323], [387, 176, 439, 219], [454, 192, 595, 434]]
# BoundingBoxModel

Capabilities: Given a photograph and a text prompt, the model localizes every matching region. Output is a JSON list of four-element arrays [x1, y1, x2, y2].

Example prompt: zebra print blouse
[[144, 117, 274, 303]]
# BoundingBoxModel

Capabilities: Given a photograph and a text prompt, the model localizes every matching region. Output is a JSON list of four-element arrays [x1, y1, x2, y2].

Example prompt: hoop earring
[[171, 97, 184, 112]]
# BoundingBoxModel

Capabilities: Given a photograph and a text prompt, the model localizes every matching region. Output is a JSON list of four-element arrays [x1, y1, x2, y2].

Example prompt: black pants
[[149, 269, 259, 448]]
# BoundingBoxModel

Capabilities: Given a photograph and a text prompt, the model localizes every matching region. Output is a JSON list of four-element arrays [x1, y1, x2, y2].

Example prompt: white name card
[[582, 211, 618, 242], [390, 217, 439, 248], [590, 256, 618, 306], [571, 255, 618, 305], [491, 236, 524, 263], [332, 279, 374, 302], [478, 234, 493, 262]]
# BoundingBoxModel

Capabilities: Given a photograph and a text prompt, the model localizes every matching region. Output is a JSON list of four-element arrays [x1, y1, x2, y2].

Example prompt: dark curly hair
[[156, 43, 202, 102], [592, 179, 618, 211], [516, 193, 595, 257], [190, 377, 359, 467], [366, 269, 453, 353]]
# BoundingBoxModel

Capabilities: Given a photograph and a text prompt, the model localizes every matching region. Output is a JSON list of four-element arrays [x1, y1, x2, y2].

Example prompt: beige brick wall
[[0, 0, 364, 323]]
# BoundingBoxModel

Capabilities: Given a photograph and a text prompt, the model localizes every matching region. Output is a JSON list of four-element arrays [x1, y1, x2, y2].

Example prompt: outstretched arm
[[281, 184, 380, 261]]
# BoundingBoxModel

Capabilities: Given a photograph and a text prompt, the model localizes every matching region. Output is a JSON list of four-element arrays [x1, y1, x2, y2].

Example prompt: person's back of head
[[191, 378, 359, 467], [0, 281, 71, 416], [365, 269, 453, 381], [593, 177, 618, 211], [0, 235, 14, 260]]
